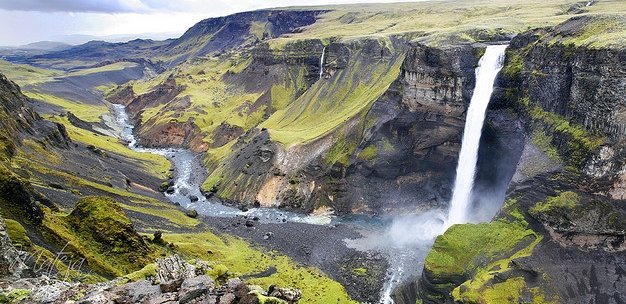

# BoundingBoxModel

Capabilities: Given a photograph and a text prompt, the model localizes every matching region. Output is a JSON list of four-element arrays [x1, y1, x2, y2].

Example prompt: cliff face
[[417, 16, 626, 304], [339, 43, 479, 213], [192, 38, 497, 215]]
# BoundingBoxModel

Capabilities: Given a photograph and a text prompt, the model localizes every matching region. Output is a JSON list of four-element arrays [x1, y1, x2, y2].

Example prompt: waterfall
[[586, 0, 594, 6], [319, 46, 326, 80], [447, 45, 508, 226]]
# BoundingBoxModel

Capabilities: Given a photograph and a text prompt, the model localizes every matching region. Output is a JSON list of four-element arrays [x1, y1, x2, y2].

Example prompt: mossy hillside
[[47, 115, 170, 179], [0, 60, 143, 123], [549, 14, 626, 49], [530, 191, 626, 234], [0, 60, 62, 86], [4, 219, 31, 248], [3, 217, 102, 283], [163, 232, 357, 304], [266, 0, 625, 49], [262, 46, 404, 146], [0, 166, 43, 225], [134, 54, 260, 132], [40, 196, 164, 278], [13, 148, 198, 229], [423, 199, 545, 303], [0, 289, 31, 304], [524, 105, 605, 171], [25, 91, 109, 123], [502, 44, 605, 172]]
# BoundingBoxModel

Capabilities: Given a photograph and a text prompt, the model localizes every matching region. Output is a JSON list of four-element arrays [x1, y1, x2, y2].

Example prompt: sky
[[0, 0, 415, 46]]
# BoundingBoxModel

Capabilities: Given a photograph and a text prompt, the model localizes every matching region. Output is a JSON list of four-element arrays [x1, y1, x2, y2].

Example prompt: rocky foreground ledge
[[0, 217, 301, 304]]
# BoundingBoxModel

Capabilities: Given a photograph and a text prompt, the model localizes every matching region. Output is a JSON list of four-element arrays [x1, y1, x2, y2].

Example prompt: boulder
[[178, 275, 214, 303], [185, 209, 199, 218], [111, 280, 161, 304], [155, 255, 197, 283], [268, 285, 302, 303], [219, 292, 236, 304]]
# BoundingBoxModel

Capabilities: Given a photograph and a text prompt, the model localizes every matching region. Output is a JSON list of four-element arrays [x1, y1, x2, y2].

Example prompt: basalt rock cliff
[[417, 16, 626, 304]]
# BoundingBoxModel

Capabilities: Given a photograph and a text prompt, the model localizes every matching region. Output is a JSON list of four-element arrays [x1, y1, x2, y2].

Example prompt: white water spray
[[586, 0, 594, 7], [447, 45, 508, 226], [319, 46, 326, 80]]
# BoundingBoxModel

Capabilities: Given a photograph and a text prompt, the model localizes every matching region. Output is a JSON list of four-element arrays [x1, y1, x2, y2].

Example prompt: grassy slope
[[162, 232, 356, 304], [137, 55, 266, 139], [424, 200, 549, 303], [262, 49, 404, 146], [271, 0, 626, 46]]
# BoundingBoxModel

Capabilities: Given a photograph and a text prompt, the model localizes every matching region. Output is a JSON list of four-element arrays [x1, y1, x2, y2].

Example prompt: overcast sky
[[0, 0, 416, 46]]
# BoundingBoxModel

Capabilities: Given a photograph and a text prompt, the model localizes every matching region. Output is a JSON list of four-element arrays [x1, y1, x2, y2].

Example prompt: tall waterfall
[[447, 45, 508, 226], [319, 46, 326, 80]]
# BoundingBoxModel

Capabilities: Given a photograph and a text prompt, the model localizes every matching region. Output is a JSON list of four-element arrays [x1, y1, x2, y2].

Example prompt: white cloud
[[0, 0, 421, 46]]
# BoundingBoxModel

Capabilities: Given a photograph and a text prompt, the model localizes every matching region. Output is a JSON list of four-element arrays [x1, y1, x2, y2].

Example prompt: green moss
[[358, 145, 378, 161], [531, 191, 579, 215], [528, 106, 605, 169], [119, 263, 158, 284], [49, 116, 170, 179], [263, 50, 404, 146], [163, 232, 356, 304], [208, 264, 230, 280], [531, 130, 561, 163], [352, 267, 368, 276], [254, 293, 288, 304], [425, 219, 535, 277], [325, 138, 357, 166], [0, 289, 30, 304], [4, 219, 31, 248], [556, 15, 626, 49], [41, 196, 163, 278], [424, 199, 546, 303], [503, 50, 523, 79]]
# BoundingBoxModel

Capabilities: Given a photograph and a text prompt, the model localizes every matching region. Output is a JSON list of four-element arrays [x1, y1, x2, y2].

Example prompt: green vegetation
[[119, 263, 158, 284], [163, 232, 356, 304], [325, 138, 358, 166], [263, 51, 404, 146], [0, 289, 31, 304], [352, 267, 368, 276], [4, 219, 31, 248], [554, 15, 626, 49], [41, 196, 164, 278], [424, 199, 548, 303], [66, 62, 138, 77], [531, 130, 562, 163], [531, 191, 579, 215], [425, 220, 536, 277], [357, 145, 378, 161], [529, 105, 605, 169], [49, 116, 170, 179], [268, 0, 619, 48]]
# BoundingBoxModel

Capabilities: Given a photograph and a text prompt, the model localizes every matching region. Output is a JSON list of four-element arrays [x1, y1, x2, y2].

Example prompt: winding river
[[106, 104, 432, 303], [109, 104, 337, 225]]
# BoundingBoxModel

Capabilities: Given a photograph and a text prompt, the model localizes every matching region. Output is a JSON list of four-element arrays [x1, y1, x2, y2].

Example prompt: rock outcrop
[[0, 216, 28, 279], [0, 254, 302, 304]]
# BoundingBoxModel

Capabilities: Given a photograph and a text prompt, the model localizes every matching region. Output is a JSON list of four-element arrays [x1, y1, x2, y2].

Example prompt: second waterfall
[[447, 44, 508, 226]]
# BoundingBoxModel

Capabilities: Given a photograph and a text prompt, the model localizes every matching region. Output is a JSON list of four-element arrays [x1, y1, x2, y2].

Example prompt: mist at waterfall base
[[371, 45, 509, 303]]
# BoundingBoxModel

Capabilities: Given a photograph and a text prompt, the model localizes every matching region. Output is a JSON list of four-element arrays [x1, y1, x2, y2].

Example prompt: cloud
[[0, 0, 150, 13]]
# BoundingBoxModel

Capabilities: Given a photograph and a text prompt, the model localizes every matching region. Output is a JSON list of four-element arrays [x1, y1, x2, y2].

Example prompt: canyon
[[0, 1, 625, 303]]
